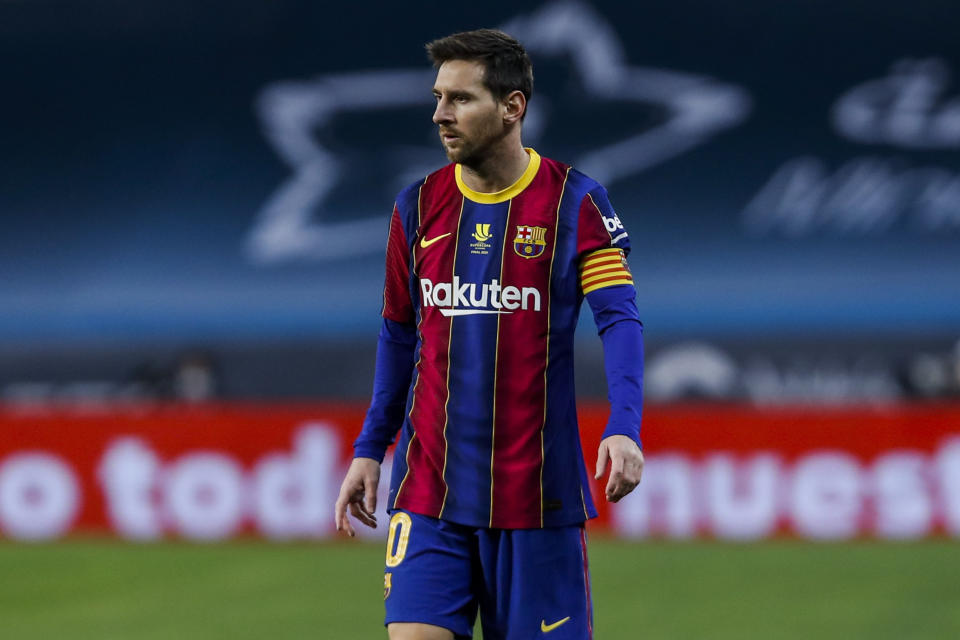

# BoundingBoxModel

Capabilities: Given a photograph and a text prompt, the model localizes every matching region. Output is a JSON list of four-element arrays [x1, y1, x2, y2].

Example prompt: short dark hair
[[426, 29, 534, 106]]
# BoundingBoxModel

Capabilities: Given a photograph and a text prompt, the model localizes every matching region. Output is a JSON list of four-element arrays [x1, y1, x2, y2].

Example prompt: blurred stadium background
[[1, 0, 959, 637]]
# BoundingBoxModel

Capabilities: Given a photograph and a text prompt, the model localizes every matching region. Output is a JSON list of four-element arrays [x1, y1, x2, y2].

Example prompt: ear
[[502, 90, 526, 125]]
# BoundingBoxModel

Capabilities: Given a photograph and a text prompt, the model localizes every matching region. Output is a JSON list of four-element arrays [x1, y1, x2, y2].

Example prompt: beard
[[441, 138, 476, 165], [439, 116, 505, 167]]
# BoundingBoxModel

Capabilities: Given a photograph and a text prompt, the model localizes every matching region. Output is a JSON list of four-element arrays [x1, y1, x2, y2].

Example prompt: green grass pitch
[[1, 538, 958, 639]]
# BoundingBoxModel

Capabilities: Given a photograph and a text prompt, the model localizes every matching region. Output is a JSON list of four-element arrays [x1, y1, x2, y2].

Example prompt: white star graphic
[[249, 0, 752, 263]]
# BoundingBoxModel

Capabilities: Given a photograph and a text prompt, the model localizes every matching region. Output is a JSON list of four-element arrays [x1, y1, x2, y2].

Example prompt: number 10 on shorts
[[386, 512, 412, 567]]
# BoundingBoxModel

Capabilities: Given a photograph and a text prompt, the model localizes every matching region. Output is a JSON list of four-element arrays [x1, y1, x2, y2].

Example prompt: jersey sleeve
[[353, 317, 417, 461], [598, 316, 643, 448], [576, 186, 634, 295], [354, 204, 417, 461], [577, 185, 643, 447], [381, 204, 415, 324]]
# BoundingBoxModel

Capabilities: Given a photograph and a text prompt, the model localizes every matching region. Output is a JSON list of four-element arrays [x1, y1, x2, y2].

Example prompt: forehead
[[433, 59, 490, 95]]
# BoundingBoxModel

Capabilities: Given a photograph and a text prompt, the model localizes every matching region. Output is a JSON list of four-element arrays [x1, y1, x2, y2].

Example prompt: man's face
[[432, 60, 505, 165]]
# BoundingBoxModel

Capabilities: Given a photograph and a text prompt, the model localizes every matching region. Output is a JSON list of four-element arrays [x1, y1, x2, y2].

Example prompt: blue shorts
[[382, 510, 593, 640]]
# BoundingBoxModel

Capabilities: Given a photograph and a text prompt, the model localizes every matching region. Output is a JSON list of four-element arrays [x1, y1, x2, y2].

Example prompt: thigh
[[383, 510, 478, 639], [387, 622, 455, 640], [476, 525, 592, 640]]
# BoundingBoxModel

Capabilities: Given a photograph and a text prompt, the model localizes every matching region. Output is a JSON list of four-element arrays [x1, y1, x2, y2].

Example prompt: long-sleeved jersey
[[355, 148, 641, 529]]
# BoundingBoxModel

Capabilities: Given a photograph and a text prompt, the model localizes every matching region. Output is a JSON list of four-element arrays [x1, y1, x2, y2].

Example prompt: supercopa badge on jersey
[[513, 225, 547, 258]]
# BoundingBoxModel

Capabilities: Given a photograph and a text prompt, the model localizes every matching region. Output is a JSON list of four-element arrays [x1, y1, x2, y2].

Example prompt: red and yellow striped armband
[[579, 248, 633, 295]]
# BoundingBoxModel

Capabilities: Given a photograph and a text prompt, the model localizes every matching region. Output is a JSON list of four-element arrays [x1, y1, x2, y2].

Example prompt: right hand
[[334, 457, 381, 537]]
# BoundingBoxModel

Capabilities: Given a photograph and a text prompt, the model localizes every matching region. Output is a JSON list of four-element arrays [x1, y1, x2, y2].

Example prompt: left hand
[[594, 435, 644, 502]]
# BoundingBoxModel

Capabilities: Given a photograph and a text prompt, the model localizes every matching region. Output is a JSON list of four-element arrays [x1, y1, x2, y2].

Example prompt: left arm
[[587, 285, 645, 502], [575, 185, 644, 502]]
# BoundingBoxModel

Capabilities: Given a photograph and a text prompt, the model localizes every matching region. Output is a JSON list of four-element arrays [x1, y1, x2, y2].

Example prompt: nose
[[433, 97, 453, 125]]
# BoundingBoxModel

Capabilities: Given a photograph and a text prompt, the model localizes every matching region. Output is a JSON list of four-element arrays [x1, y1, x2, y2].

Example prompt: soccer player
[[334, 29, 644, 640]]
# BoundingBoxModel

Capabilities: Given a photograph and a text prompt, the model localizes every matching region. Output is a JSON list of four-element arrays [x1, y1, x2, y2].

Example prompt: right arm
[[352, 318, 417, 462], [334, 205, 417, 536]]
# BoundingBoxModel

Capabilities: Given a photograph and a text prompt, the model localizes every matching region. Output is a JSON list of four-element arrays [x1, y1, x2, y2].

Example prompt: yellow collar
[[455, 148, 541, 204]]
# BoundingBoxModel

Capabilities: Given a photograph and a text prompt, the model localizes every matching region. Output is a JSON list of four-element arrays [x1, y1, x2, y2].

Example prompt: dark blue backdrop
[[2, 0, 958, 343]]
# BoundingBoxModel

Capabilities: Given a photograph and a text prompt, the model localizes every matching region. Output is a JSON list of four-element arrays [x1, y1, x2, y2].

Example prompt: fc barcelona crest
[[513, 225, 547, 259]]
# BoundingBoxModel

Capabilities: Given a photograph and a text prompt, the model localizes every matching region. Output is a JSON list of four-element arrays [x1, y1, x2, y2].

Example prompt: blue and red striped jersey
[[368, 149, 635, 529]]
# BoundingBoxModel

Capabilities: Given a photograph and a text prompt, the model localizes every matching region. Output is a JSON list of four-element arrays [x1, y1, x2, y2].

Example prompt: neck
[[458, 136, 530, 193]]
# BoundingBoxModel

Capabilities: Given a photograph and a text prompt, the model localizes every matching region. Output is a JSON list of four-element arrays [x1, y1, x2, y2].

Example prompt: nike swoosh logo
[[541, 617, 571, 633], [439, 309, 510, 317], [420, 232, 452, 248]]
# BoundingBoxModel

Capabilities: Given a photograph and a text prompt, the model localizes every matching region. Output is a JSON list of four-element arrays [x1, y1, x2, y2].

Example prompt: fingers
[[607, 473, 631, 502], [335, 484, 378, 534], [334, 493, 356, 537], [599, 441, 638, 502], [601, 440, 645, 503], [606, 454, 626, 501], [607, 475, 635, 502], [364, 481, 378, 517], [349, 501, 377, 529], [610, 462, 642, 502], [354, 485, 378, 529], [595, 443, 609, 480], [333, 458, 382, 537]]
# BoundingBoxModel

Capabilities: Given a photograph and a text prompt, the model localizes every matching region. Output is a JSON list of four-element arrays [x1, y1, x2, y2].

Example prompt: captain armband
[[579, 248, 633, 295]]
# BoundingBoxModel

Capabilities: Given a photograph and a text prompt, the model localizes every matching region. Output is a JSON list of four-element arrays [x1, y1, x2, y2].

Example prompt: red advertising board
[[0, 403, 958, 540]]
